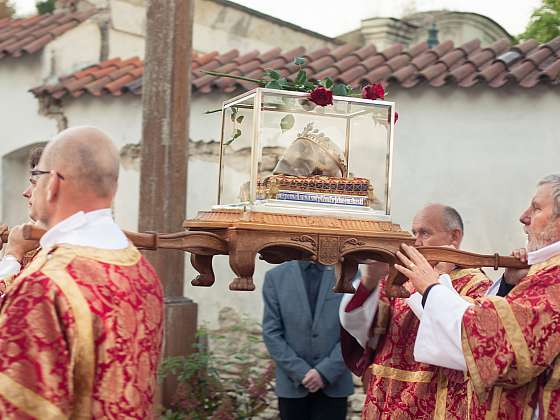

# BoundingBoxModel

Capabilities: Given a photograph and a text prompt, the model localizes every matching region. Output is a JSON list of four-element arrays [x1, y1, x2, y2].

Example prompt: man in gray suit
[[262, 260, 353, 420]]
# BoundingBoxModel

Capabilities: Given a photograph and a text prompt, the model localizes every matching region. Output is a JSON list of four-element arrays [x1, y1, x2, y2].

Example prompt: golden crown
[[296, 123, 347, 175]]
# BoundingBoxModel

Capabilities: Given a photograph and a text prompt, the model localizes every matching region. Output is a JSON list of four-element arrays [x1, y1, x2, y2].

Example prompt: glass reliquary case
[[216, 88, 396, 221]]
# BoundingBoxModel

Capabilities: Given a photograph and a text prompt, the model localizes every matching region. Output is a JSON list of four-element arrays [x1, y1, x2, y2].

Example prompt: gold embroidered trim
[[487, 297, 534, 385], [4, 249, 50, 295], [542, 357, 560, 416], [0, 373, 66, 419], [485, 386, 502, 420], [522, 380, 537, 420], [370, 364, 433, 383], [433, 370, 449, 419], [41, 248, 95, 417], [528, 254, 560, 276], [54, 243, 140, 266], [450, 268, 480, 281], [462, 322, 486, 397], [466, 379, 473, 420], [458, 272, 488, 297]]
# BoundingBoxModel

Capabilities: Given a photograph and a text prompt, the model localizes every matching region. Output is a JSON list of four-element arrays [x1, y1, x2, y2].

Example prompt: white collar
[[40, 209, 122, 250], [528, 240, 560, 265]]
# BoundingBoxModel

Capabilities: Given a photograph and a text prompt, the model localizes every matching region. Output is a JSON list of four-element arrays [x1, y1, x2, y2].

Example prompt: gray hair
[[538, 174, 560, 217], [442, 205, 464, 233]]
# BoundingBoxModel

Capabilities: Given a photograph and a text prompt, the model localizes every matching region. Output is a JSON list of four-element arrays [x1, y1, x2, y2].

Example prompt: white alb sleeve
[[0, 255, 21, 279], [413, 276, 472, 371], [339, 279, 380, 349]]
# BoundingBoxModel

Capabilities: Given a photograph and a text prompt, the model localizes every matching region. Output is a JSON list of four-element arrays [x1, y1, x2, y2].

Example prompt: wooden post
[[139, 0, 197, 408]]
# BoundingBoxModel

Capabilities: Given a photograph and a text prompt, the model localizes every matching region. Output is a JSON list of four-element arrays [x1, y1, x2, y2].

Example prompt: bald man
[[0, 127, 164, 419], [340, 204, 492, 419]]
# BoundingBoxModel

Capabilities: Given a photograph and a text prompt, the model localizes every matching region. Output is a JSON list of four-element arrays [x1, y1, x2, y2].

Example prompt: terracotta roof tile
[[30, 37, 560, 100], [0, 10, 96, 59]]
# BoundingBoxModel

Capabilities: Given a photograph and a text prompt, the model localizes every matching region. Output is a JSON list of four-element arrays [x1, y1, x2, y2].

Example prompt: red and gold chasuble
[[462, 255, 560, 419], [0, 244, 164, 419], [363, 269, 492, 420]]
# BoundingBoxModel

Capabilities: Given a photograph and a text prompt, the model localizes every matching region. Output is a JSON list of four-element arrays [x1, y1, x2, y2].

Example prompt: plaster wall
[[0, 56, 59, 221], [42, 21, 102, 81], [4, 86, 558, 327]]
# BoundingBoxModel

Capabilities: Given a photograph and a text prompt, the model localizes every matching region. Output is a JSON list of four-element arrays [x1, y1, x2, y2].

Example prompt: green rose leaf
[[236, 115, 244, 124], [224, 129, 242, 145], [280, 114, 295, 133], [302, 81, 315, 91], [230, 106, 238, 122], [264, 69, 281, 80], [265, 80, 283, 90], [332, 83, 350, 96], [295, 69, 307, 84], [278, 78, 290, 88], [319, 77, 334, 89], [294, 56, 305, 66]]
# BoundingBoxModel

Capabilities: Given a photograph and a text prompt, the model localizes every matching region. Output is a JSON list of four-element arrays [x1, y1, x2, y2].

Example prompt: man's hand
[[302, 369, 324, 393], [5, 224, 39, 262], [395, 244, 440, 294], [361, 261, 389, 291], [504, 248, 530, 285]]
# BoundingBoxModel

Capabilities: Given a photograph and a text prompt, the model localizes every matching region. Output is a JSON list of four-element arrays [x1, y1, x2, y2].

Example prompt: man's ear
[[450, 229, 463, 248], [46, 171, 61, 202]]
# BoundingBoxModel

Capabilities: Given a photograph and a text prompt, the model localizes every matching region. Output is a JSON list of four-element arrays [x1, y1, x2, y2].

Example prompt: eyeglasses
[[30, 169, 65, 185]]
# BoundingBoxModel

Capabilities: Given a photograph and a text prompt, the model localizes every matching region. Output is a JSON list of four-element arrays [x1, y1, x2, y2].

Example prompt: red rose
[[309, 86, 333, 107], [361, 83, 385, 100]]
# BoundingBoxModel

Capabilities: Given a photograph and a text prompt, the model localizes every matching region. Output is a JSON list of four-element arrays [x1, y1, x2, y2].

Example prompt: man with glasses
[[0, 126, 163, 418], [0, 146, 44, 294]]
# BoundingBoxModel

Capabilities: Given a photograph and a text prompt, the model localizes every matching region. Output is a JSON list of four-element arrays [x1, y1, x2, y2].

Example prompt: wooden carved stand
[[183, 209, 528, 298], [9, 213, 528, 299]]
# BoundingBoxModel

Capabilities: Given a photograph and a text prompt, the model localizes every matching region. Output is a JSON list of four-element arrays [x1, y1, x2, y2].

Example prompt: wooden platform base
[[183, 209, 415, 294]]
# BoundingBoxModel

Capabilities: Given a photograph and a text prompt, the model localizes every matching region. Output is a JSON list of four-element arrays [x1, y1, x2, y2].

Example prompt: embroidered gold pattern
[[370, 364, 434, 383]]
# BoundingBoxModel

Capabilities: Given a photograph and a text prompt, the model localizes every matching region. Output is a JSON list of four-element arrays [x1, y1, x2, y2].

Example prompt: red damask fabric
[[361, 269, 491, 420], [462, 259, 560, 419], [0, 245, 164, 419]]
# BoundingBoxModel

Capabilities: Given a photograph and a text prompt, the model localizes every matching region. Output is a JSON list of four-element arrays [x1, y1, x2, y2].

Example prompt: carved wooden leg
[[228, 233, 258, 291], [190, 254, 215, 287], [333, 257, 358, 293]]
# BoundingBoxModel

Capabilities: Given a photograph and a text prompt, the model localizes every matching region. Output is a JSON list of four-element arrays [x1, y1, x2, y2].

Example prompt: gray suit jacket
[[262, 261, 354, 398]]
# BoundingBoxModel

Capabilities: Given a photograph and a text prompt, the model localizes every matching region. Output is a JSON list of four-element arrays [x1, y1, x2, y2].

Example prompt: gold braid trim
[[41, 248, 96, 418], [528, 254, 560, 277], [485, 386, 502, 420], [457, 271, 489, 297], [542, 357, 560, 417], [522, 380, 537, 420], [433, 370, 449, 419], [487, 297, 534, 385], [370, 364, 433, 383], [466, 379, 473, 420], [0, 373, 66, 419], [450, 268, 482, 281], [462, 321, 486, 396]]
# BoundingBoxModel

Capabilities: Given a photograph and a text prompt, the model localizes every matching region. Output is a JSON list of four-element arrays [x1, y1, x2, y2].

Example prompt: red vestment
[[0, 244, 164, 419], [461, 255, 560, 418], [342, 269, 491, 419]]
